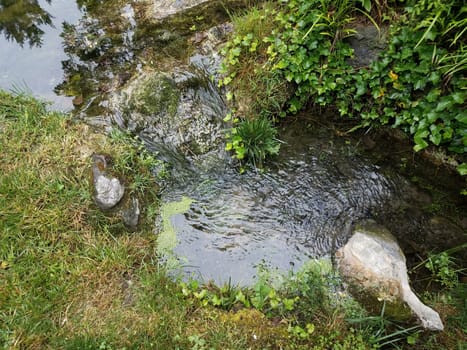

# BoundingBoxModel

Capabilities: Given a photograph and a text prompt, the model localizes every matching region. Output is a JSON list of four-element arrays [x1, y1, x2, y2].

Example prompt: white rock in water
[[336, 221, 444, 331]]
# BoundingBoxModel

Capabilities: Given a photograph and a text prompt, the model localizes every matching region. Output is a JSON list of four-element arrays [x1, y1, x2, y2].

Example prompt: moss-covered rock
[[126, 72, 180, 117]]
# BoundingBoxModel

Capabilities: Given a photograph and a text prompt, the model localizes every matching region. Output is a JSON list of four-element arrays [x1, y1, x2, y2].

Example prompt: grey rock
[[336, 221, 444, 331], [346, 25, 388, 67], [92, 154, 125, 210], [122, 196, 140, 229]]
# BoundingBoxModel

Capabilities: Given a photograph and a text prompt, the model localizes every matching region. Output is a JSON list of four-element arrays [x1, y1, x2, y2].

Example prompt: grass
[[0, 90, 465, 349], [220, 2, 291, 121]]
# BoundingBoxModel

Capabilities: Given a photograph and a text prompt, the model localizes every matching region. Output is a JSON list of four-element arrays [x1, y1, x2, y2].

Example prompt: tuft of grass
[[227, 117, 281, 168]]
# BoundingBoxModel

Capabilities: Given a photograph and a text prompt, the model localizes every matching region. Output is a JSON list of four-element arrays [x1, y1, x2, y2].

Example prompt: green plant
[[219, 2, 289, 120], [222, 0, 466, 175], [108, 128, 165, 195], [225, 117, 281, 168], [265, 0, 356, 112], [348, 302, 422, 348], [425, 252, 460, 289]]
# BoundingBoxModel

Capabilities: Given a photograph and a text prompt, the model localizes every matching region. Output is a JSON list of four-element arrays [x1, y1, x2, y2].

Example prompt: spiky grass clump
[[230, 117, 281, 168]]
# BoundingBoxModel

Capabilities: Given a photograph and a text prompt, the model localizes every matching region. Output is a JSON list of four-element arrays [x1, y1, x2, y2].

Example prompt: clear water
[[158, 123, 428, 286]]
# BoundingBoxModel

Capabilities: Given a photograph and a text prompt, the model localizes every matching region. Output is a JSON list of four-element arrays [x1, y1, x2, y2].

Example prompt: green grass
[[1, 90, 465, 349]]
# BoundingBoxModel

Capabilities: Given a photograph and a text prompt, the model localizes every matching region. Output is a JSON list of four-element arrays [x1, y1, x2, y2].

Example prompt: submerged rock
[[336, 221, 444, 331], [92, 154, 125, 210], [112, 67, 227, 158]]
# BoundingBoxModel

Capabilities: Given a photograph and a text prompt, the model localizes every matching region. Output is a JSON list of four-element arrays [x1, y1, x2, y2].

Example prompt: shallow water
[[0, 0, 81, 110], [159, 121, 446, 286]]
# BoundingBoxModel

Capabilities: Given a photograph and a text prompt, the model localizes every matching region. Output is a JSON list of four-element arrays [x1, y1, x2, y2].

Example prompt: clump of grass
[[227, 117, 281, 168]]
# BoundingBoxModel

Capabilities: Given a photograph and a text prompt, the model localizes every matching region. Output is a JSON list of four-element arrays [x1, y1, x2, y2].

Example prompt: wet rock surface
[[111, 67, 227, 157], [336, 221, 444, 331], [92, 154, 125, 210]]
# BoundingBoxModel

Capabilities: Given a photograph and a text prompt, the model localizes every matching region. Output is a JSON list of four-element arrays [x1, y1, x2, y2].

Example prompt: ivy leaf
[[455, 112, 467, 124], [451, 92, 465, 104], [457, 163, 467, 176], [414, 130, 429, 151], [436, 98, 453, 111], [429, 125, 442, 145], [362, 0, 371, 12]]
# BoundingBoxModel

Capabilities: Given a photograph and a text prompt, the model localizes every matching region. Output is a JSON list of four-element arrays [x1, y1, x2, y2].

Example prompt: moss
[[219, 309, 289, 348], [127, 73, 180, 117]]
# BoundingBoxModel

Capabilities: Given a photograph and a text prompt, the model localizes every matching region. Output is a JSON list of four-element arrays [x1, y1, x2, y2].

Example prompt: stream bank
[[48, 0, 466, 287]]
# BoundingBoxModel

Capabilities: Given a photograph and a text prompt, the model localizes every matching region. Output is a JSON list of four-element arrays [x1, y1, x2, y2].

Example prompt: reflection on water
[[55, 0, 140, 117], [0, 0, 81, 109], [0, 0, 52, 47]]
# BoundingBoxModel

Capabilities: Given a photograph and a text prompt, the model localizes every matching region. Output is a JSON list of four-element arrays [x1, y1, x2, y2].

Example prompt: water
[[0, 0, 82, 110], [159, 121, 459, 286]]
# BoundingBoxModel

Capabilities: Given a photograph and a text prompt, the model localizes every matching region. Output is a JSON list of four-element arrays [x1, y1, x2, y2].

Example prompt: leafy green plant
[[225, 117, 281, 168], [221, 0, 466, 174], [265, 0, 356, 113], [425, 252, 460, 289]]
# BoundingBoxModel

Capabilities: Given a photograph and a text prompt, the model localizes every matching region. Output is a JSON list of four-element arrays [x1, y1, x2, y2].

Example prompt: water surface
[[0, 0, 81, 109]]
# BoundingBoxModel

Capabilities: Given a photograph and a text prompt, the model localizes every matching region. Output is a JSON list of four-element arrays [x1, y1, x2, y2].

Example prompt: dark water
[[0, 0, 81, 110], [159, 120, 465, 286]]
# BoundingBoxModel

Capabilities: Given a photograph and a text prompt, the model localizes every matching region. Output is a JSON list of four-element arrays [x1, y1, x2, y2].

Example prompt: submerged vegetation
[[220, 0, 466, 176]]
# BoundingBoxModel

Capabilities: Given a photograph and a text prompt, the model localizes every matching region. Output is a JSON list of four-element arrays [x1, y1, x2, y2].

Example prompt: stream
[[1, 0, 465, 286]]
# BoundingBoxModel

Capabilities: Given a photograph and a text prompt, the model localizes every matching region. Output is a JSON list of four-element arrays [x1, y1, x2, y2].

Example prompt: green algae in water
[[157, 196, 194, 268]]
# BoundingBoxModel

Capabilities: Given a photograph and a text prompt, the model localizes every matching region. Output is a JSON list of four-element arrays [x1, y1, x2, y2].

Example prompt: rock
[[122, 196, 140, 229], [112, 68, 227, 158], [336, 221, 444, 331], [92, 154, 125, 210], [346, 25, 388, 68]]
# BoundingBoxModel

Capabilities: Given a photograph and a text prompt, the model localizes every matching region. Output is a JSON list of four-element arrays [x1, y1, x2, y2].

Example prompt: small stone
[[94, 176, 125, 210], [122, 196, 140, 229]]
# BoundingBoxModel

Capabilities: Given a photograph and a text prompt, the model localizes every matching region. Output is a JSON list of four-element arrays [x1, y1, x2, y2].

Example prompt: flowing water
[[1, 0, 465, 286], [157, 117, 466, 285], [159, 124, 395, 284]]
